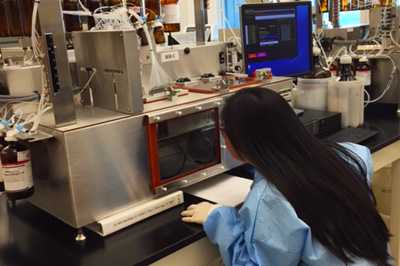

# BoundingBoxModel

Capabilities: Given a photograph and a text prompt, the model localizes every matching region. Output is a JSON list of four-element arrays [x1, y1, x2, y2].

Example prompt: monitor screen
[[241, 2, 313, 77]]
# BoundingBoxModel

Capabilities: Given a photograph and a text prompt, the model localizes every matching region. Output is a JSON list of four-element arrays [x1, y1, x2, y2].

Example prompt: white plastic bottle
[[293, 78, 332, 111], [328, 55, 364, 127]]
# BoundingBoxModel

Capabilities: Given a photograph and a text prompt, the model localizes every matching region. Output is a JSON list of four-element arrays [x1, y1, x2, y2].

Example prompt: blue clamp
[[0, 119, 12, 127], [15, 123, 28, 133]]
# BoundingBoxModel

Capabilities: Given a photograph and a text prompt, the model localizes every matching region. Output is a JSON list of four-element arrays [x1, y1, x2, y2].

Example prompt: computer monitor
[[240, 2, 313, 77]]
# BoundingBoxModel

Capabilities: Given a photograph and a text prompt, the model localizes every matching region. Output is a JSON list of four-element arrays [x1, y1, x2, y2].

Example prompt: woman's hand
[[181, 202, 220, 224]]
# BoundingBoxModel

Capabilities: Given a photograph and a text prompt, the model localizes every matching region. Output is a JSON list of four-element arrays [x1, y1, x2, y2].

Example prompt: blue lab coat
[[204, 143, 378, 266]]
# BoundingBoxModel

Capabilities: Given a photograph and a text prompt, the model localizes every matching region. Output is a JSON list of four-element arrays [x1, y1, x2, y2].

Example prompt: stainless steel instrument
[[30, 76, 293, 231]]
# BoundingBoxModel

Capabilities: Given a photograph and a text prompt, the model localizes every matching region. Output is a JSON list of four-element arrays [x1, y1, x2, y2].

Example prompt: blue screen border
[[240, 2, 313, 77]]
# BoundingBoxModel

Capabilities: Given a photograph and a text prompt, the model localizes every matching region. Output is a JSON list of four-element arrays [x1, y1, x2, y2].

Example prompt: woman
[[181, 88, 391, 266]]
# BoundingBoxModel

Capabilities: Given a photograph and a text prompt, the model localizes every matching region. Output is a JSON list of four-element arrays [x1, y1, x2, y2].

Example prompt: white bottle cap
[[5, 130, 18, 142], [359, 56, 368, 63], [152, 20, 164, 28], [133, 22, 143, 30], [313, 46, 321, 56], [340, 54, 352, 65]]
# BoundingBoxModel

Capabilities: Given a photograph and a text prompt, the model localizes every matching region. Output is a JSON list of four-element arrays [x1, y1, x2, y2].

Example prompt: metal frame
[[145, 105, 222, 192], [38, 0, 76, 127], [194, 0, 207, 44]]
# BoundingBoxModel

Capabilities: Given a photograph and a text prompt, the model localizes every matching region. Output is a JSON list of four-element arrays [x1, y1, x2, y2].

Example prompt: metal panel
[[39, 106, 129, 133], [154, 164, 228, 194], [31, 113, 153, 228], [73, 30, 144, 114], [30, 129, 78, 226], [146, 97, 223, 123], [64, 114, 152, 227], [141, 43, 226, 92], [370, 53, 400, 104], [38, 0, 76, 127]]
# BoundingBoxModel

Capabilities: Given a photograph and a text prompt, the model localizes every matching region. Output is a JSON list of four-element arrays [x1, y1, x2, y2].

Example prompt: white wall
[[178, 0, 195, 29], [178, 0, 221, 38]]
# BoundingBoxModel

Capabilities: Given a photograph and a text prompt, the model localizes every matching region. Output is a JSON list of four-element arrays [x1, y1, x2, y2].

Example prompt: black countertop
[[1, 105, 400, 266], [0, 194, 207, 266], [361, 105, 400, 152]]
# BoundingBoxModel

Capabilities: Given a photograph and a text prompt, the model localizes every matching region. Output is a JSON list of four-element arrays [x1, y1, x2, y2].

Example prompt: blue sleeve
[[203, 181, 308, 266], [339, 142, 373, 186], [203, 207, 258, 266]]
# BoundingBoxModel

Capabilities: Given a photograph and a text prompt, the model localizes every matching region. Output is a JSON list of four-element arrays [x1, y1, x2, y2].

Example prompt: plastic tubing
[[0, 94, 39, 102]]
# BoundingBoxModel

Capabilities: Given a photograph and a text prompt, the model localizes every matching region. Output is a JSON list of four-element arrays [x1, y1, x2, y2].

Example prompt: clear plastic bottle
[[1, 134, 34, 201], [355, 56, 371, 88], [161, 0, 180, 32]]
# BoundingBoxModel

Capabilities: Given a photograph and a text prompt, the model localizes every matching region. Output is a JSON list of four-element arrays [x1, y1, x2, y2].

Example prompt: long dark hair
[[221, 88, 390, 265]]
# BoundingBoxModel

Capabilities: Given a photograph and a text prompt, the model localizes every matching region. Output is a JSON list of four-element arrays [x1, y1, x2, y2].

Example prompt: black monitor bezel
[[240, 1, 313, 77]]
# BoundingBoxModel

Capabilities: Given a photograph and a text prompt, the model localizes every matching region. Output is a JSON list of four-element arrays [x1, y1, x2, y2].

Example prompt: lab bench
[[1, 104, 400, 266]]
